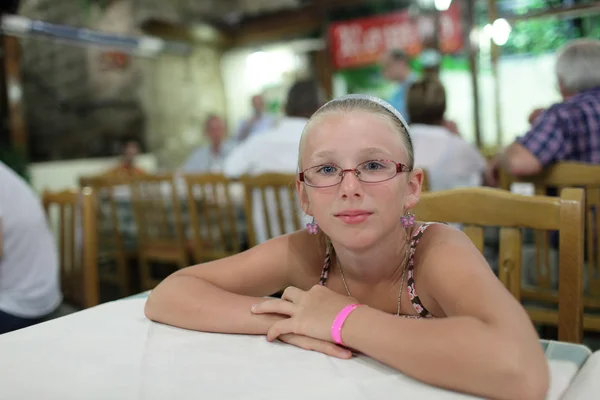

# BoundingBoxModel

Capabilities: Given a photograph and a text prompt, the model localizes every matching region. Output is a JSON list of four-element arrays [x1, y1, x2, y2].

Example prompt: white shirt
[[224, 117, 312, 244], [236, 113, 276, 141], [180, 140, 235, 174], [410, 124, 486, 191], [0, 162, 61, 318]]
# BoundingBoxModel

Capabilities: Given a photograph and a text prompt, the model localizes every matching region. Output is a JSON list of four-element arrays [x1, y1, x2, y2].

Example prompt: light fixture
[[434, 0, 452, 11], [481, 19, 512, 47], [491, 18, 512, 46]]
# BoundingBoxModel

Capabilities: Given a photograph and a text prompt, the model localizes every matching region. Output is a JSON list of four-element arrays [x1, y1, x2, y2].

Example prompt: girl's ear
[[296, 178, 312, 216], [404, 168, 423, 210]]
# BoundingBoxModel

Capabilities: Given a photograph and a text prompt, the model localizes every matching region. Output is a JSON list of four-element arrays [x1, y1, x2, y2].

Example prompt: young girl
[[145, 95, 549, 400]]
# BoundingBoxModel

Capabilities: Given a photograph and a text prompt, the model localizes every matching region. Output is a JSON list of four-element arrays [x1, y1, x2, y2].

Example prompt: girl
[[145, 94, 549, 400]]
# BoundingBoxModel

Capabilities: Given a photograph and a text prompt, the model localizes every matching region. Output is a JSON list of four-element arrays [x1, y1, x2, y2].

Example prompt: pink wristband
[[331, 304, 363, 345]]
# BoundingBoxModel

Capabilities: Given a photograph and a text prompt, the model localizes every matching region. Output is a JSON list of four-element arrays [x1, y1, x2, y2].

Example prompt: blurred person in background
[[181, 114, 235, 174], [224, 79, 325, 244], [0, 161, 61, 334], [407, 79, 486, 191], [236, 94, 276, 142], [417, 49, 460, 135], [381, 49, 415, 121], [487, 38, 600, 185], [103, 139, 146, 177]]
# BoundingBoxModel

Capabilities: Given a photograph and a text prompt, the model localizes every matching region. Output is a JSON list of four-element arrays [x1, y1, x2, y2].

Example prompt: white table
[[561, 350, 600, 399], [0, 296, 591, 400]]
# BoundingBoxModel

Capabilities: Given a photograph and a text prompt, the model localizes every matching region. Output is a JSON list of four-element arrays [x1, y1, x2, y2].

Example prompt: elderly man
[[487, 39, 600, 185], [181, 114, 235, 174]]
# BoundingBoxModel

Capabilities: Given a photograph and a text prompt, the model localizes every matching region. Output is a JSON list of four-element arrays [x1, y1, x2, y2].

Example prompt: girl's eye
[[316, 165, 338, 174], [363, 162, 384, 171]]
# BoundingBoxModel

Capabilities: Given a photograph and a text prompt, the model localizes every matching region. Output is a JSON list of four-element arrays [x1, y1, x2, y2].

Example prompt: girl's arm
[[145, 231, 319, 334], [341, 228, 548, 400]]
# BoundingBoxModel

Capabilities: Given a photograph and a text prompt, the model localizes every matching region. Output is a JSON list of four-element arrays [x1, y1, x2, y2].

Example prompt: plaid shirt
[[517, 86, 600, 166]]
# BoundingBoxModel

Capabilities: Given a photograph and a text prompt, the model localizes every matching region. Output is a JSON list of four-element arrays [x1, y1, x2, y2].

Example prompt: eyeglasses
[[299, 159, 412, 188]]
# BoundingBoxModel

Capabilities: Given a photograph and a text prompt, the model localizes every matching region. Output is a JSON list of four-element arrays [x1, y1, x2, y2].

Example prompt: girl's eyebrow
[[309, 150, 335, 163], [308, 147, 394, 165]]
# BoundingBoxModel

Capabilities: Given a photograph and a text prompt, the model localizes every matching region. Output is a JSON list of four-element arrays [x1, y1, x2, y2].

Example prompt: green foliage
[[503, 18, 571, 55], [475, 0, 600, 56]]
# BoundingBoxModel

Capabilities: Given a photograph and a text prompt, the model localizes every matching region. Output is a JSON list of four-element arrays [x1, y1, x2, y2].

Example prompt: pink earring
[[400, 211, 415, 228], [306, 217, 319, 234]]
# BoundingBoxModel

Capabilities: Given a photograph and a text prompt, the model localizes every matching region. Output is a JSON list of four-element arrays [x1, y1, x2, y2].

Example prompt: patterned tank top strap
[[319, 244, 332, 286], [406, 223, 436, 318]]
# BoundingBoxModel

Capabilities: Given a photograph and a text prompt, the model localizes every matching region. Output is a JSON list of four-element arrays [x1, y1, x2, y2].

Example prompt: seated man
[[103, 139, 146, 177], [407, 78, 486, 191], [181, 115, 235, 174], [223, 79, 324, 244], [487, 38, 600, 184], [0, 161, 61, 334]]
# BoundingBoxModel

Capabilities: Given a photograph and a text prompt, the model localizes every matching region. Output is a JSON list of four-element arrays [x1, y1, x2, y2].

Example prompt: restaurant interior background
[[0, 0, 598, 191], [2, 3, 600, 396]]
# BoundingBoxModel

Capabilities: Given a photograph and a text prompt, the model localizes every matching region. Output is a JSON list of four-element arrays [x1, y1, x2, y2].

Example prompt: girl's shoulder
[[410, 222, 480, 274], [412, 222, 466, 249]]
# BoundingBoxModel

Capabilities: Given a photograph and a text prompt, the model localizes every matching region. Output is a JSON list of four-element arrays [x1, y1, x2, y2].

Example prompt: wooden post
[[2, 35, 27, 153], [315, 0, 334, 100], [464, 0, 482, 149], [488, 0, 503, 148]]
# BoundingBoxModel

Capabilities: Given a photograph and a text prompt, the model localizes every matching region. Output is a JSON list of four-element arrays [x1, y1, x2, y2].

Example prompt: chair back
[[80, 175, 133, 298], [240, 173, 302, 247], [129, 174, 188, 290], [501, 162, 600, 299], [183, 174, 244, 261], [42, 188, 99, 308], [414, 186, 585, 343]]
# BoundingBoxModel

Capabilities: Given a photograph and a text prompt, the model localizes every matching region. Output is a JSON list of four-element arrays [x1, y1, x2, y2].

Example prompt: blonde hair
[[298, 94, 414, 170]]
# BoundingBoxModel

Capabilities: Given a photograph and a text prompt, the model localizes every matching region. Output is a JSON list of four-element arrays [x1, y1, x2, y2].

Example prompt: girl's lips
[[335, 212, 372, 224]]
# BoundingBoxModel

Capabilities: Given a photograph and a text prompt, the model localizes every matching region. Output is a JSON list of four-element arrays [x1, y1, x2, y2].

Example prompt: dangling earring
[[400, 211, 415, 228], [306, 217, 319, 234]]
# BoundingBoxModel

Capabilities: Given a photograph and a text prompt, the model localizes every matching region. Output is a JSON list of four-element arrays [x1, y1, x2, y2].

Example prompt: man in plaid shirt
[[487, 39, 600, 185]]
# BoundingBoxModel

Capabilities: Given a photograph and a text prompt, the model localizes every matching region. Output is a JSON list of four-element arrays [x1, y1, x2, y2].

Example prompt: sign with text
[[328, 4, 463, 70]]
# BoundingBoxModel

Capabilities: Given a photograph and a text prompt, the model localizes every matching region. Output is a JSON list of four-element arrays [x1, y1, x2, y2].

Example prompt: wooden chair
[[79, 175, 133, 298], [129, 174, 188, 290], [42, 188, 99, 309], [414, 187, 585, 343], [184, 174, 244, 262], [501, 162, 600, 330], [240, 173, 302, 248]]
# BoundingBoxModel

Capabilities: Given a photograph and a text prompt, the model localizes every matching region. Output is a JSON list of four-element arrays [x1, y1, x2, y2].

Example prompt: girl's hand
[[251, 285, 356, 342], [278, 333, 352, 359]]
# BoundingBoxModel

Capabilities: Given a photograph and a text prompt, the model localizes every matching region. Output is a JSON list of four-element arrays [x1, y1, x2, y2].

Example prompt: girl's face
[[297, 110, 422, 250]]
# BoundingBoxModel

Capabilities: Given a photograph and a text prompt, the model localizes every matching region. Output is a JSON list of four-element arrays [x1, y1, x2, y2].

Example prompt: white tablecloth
[[561, 350, 600, 399], [0, 297, 590, 400]]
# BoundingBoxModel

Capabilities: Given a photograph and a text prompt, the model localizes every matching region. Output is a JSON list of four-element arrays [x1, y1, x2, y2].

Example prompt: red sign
[[328, 3, 463, 70]]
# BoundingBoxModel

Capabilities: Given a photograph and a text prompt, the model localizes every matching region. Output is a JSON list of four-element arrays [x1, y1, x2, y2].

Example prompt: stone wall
[[139, 47, 226, 168], [17, 0, 226, 168]]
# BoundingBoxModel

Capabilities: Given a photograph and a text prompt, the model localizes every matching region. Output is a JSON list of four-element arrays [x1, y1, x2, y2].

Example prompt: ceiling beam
[[141, 0, 375, 48], [229, 0, 372, 47]]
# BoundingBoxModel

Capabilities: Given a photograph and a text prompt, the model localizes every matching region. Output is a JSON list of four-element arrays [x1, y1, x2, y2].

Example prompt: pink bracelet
[[331, 304, 363, 346]]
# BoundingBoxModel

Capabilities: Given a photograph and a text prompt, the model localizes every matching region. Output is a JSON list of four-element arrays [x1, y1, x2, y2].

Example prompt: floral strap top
[[319, 223, 435, 319]]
